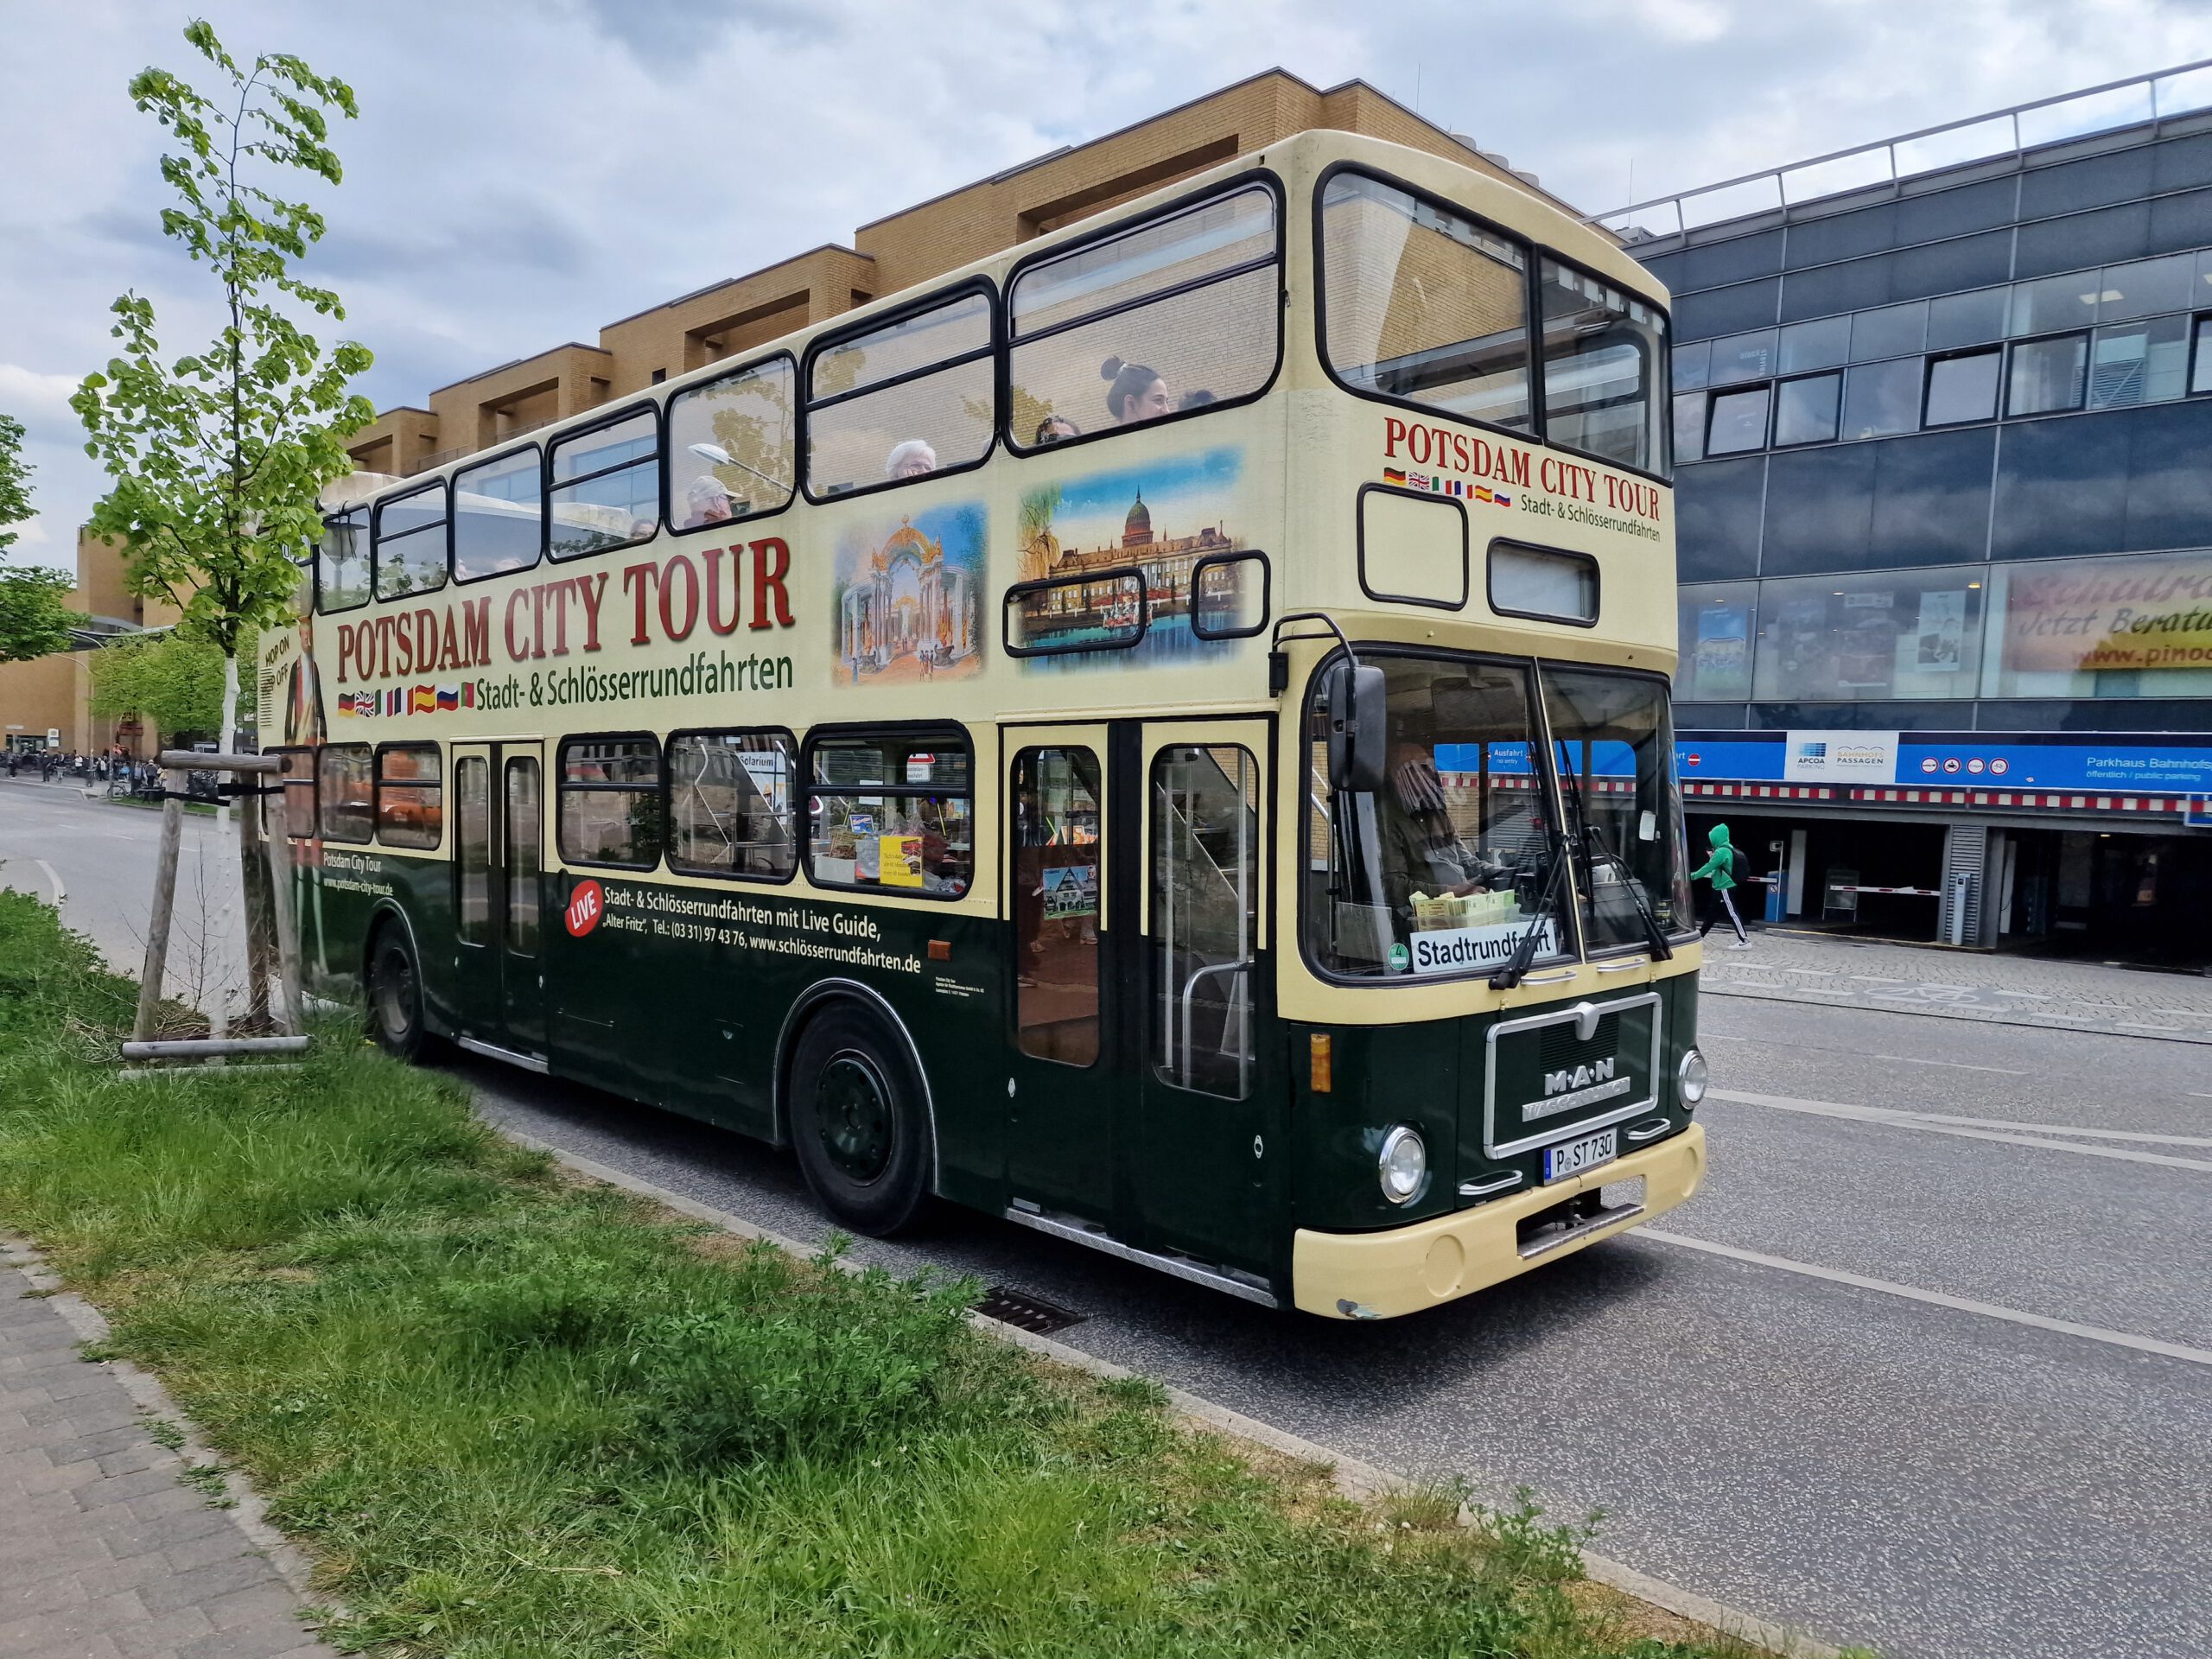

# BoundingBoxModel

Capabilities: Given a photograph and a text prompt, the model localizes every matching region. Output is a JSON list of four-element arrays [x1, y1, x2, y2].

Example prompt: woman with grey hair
[[886, 438, 938, 479]]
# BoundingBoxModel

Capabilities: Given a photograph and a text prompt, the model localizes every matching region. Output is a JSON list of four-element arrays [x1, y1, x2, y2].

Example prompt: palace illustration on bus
[[263, 127, 1707, 1320]]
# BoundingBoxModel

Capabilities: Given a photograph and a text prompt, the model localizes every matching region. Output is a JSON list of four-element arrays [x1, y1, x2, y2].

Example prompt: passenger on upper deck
[[681, 475, 736, 529], [1102, 357, 1173, 425], [887, 439, 938, 479], [1034, 416, 1080, 445]]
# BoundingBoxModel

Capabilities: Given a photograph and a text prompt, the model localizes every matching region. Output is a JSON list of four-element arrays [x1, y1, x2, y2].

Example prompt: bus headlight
[[1676, 1048, 1709, 1109], [1378, 1125, 1426, 1205]]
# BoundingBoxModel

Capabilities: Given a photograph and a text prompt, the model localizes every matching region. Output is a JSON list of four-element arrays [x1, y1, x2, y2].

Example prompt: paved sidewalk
[[0, 1251, 333, 1659], [1702, 929, 2212, 1042]]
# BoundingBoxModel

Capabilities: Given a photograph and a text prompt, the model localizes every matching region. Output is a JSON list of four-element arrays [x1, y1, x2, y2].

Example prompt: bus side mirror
[[1328, 664, 1387, 794]]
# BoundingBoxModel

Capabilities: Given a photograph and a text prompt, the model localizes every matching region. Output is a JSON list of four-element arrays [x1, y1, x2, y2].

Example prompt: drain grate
[[975, 1284, 1087, 1336]]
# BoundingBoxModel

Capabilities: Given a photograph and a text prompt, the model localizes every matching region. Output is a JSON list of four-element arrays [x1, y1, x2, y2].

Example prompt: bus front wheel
[[366, 925, 427, 1062], [789, 1006, 932, 1236]]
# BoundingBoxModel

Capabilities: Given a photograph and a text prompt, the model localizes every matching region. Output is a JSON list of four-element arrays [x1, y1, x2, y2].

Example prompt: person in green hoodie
[[1690, 823, 1751, 950]]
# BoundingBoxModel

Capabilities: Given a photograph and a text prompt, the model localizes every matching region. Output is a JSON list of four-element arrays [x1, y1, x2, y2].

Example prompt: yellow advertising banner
[[2003, 556, 2212, 674]]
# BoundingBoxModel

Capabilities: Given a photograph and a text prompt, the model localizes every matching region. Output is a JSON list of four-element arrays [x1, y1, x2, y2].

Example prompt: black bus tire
[[788, 1004, 933, 1236], [366, 923, 428, 1062]]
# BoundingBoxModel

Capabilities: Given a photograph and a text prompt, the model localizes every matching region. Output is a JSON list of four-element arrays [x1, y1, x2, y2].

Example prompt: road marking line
[[35, 858, 64, 906], [1866, 1052, 2027, 1076], [1708, 1088, 2212, 1171], [1637, 1230, 2212, 1369]]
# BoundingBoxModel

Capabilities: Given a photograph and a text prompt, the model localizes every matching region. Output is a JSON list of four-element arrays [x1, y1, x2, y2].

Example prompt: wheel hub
[[817, 1052, 894, 1184]]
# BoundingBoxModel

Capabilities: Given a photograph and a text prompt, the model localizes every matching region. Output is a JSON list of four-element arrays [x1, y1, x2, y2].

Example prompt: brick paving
[[1701, 928, 2212, 1042], [0, 1255, 334, 1659]]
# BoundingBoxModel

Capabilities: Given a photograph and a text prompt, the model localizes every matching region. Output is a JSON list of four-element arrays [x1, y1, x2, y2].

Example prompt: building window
[[549, 409, 661, 560], [1672, 339, 1711, 392], [807, 291, 994, 497], [1979, 550, 2212, 698], [1927, 287, 2009, 352], [1707, 328, 1777, 386], [316, 507, 369, 614], [2007, 334, 2089, 416], [1841, 357, 1923, 438], [1671, 392, 1707, 463], [2009, 274, 2096, 340], [452, 447, 543, 582], [1752, 568, 1986, 702], [2096, 253, 2194, 323], [1676, 583, 1758, 702], [1538, 258, 1670, 475], [2087, 316, 2190, 410], [665, 729, 797, 880], [1707, 385, 1770, 455], [1848, 300, 1926, 364], [2194, 317, 2212, 395], [1778, 315, 1850, 375], [1772, 372, 1841, 446], [372, 480, 448, 601], [1923, 349, 2002, 427], [804, 731, 973, 897], [1020, 182, 1279, 445], [665, 356, 795, 531], [557, 734, 661, 868], [375, 743, 442, 850], [316, 744, 372, 843]]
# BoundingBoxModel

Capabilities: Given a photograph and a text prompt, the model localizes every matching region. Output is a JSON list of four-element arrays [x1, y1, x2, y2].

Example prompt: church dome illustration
[[1121, 490, 1154, 548]]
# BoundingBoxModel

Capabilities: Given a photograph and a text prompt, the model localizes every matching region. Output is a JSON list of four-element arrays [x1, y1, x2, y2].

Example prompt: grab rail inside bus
[[1178, 958, 1252, 1096]]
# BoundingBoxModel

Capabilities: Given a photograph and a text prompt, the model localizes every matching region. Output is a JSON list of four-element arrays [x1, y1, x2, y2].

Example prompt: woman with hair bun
[[1102, 356, 1173, 424]]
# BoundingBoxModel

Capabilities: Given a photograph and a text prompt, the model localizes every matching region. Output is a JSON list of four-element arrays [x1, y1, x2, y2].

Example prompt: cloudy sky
[[3, 0, 2209, 563]]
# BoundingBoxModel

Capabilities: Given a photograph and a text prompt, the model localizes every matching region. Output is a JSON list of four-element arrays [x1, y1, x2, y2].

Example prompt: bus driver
[[1376, 728, 1505, 919]]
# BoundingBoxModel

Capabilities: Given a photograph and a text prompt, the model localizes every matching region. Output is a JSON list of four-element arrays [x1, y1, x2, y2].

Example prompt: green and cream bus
[[263, 127, 1708, 1320]]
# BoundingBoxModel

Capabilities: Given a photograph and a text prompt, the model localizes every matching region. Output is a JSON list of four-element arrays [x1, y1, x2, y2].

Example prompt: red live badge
[[564, 879, 605, 938]]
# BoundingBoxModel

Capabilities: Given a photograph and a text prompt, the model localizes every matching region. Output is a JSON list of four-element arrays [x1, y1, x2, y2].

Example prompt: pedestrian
[[1691, 823, 1752, 950]]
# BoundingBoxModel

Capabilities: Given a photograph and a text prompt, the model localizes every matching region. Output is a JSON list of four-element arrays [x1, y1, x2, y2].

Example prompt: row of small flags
[[336, 683, 475, 718], [1381, 467, 1513, 507]]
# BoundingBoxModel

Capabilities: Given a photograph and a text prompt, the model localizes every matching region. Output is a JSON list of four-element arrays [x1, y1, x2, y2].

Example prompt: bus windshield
[[1306, 653, 1571, 981], [1305, 654, 1689, 979]]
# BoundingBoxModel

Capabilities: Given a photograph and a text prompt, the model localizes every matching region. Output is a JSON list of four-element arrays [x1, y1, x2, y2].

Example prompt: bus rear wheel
[[789, 1006, 932, 1236], [366, 925, 427, 1062]]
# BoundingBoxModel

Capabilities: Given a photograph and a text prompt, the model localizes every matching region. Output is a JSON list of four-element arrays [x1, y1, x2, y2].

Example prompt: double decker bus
[[264, 128, 1707, 1320]]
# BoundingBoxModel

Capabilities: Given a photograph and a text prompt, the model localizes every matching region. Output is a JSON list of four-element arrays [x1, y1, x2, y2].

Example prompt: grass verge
[[0, 891, 1829, 1658]]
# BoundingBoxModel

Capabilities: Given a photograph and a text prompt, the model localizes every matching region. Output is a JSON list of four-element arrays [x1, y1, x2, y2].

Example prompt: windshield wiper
[[1489, 827, 1573, 991], [1554, 751, 1674, 963]]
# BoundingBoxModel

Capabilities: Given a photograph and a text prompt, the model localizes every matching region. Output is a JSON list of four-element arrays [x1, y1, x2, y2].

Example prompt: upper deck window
[[372, 481, 448, 601], [316, 506, 369, 614], [453, 447, 543, 582], [550, 409, 661, 561], [666, 356, 795, 531], [807, 293, 994, 498], [1008, 184, 1278, 448], [1538, 259, 1669, 478], [1319, 172, 1532, 432]]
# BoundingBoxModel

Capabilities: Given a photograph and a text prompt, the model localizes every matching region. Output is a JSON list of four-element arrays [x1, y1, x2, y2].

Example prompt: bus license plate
[[1543, 1128, 1618, 1184]]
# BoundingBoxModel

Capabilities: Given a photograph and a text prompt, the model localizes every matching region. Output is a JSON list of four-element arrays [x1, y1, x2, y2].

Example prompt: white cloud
[[2, 0, 2209, 551]]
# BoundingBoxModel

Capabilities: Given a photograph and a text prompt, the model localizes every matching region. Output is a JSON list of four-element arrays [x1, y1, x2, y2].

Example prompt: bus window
[[549, 409, 661, 560], [505, 756, 541, 955], [1538, 258, 1669, 476], [376, 743, 443, 849], [372, 480, 449, 601], [666, 358, 795, 531], [1009, 185, 1277, 448], [316, 744, 373, 843], [1319, 171, 1532, 431], [557, 734, 662, 868], [1152, 745, 1257, 1098], [1013, 747, 1102, 1066], [804, 733, 972, 897], [666, 730, 796, 880], [317, 507, 370, 613], [274, 747, 315, 841], [456, 756, 489, 945], [1541, 666, 1691, 951], [806, 293, 993, 498], [453, 447, 543, 582]]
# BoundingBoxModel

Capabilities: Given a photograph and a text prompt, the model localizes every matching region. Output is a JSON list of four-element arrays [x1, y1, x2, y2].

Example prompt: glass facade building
[[1605, 64, 2212, 956]]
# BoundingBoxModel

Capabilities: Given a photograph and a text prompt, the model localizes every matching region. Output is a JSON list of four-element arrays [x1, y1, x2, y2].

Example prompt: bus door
[[451, 741, 548, 1059], [1137, 720, 1273, 1270], [1002, 723, 1126, 1221]]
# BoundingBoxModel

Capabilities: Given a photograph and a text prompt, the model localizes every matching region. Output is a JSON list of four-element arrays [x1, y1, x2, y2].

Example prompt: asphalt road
[[9, 781, 2209, 1659]]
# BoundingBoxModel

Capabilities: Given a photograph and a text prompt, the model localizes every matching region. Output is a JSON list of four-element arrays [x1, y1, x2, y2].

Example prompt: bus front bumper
[[1291, 1123, 1706, 1320]]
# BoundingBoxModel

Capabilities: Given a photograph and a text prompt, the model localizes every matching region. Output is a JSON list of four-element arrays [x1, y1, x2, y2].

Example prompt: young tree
[[86, 626, 243, 738], [72, 20, 372, 1027], [72, 20, 372, 749], [0, 418, 89, 663]]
